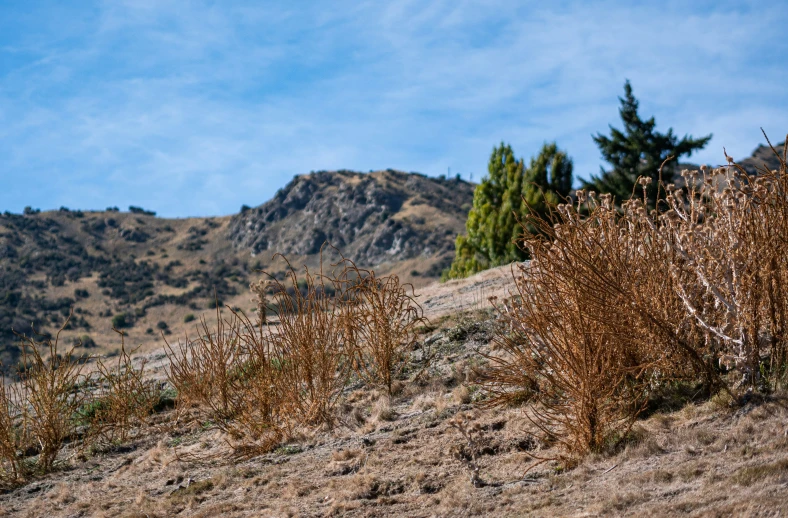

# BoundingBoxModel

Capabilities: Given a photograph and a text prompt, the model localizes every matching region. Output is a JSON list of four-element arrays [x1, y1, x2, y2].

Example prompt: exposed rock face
[[228, 170, 475, 266]]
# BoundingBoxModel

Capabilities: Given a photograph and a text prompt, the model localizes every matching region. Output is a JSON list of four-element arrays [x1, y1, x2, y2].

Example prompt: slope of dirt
[[1, 268, 786, 518]]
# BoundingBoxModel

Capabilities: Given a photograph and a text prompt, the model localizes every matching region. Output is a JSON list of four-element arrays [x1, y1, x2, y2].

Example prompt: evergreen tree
[[445, 142, 573, 280], [583, 81, 711, 207], [522, 142, 573, 234]]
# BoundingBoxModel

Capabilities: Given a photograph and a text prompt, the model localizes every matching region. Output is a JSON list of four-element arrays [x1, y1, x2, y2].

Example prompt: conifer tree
[[522, 142, 573, 234], [583, 80, 711, 207], [445, 142, 573, 280]]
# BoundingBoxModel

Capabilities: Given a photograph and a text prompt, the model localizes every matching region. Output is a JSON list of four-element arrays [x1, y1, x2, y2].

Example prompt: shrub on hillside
[[482, 134, 788, 466], [112, 312, 131, 329], [344, 265, 429, 396], [165, 249, 430, 457]]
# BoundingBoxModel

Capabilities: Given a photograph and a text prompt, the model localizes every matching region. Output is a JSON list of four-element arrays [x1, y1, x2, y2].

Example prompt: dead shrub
[[344, 265, 429, 396], [165, 250, 366, 457], [0, 316, 168, 484], [165, 305, 251, 428], [263, 254, 353, 427], [660, 136, 788, 390], [481, 133, 788, 465], [448, 411, 487, 487], [0, 375, 28, 484], [83, 330, 161, 448], [481, 204, 661, 462], [164, 304, 287, 456], [14, 314, 89, 474]]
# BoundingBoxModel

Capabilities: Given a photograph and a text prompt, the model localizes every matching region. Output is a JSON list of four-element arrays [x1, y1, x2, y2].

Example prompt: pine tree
[[522, 142, 573, 234], [445, 142, 573, 280], [583, 81, 711, 207]]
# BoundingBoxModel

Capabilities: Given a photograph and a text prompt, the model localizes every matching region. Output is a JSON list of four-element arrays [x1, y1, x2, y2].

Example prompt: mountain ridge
[[0, 169, 474, 366]]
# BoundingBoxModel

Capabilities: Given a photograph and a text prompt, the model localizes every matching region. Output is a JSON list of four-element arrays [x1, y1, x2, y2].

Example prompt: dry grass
[[164, 303, 288, 457], [13, 314, 88, 475], [161, 249, 431, 458], [1, 301, 787, 517], [84, 329, 161, 448], [1, 136, 787, 515]]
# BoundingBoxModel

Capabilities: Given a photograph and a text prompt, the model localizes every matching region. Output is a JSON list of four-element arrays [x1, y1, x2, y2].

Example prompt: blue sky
[[1, 1, 786, 217]]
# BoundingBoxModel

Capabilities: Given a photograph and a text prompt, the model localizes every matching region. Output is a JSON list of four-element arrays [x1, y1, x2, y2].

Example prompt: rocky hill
[[739, 141, 785, 175], [0, 170, 474, 367], [229, 170, 473, 268]]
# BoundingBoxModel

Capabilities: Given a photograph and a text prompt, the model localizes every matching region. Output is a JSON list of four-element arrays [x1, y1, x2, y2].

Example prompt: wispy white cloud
[[0, 0, 786, 216]]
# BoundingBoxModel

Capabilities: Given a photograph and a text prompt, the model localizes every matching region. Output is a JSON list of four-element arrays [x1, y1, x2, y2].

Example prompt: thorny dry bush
[[165, 251, 429, 459], [10, 316, 88, 476], [483, 134, 788, 465], [84, 329, 161, 448], [0, 315, 162, 486], [267, 255, 355, 428], [344, 264, 429, 397], [448, 411, 487, 487], [164, 302, 291, 458], [661, 141, 788, 390]]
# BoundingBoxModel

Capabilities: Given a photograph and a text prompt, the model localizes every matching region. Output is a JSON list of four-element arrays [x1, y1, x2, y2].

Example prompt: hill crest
[[0, 169, 474, 364]]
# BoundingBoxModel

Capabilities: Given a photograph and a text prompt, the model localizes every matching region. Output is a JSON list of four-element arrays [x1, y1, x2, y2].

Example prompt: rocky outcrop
[[228, 170, 474, 266], [739, 142, 785, 175]]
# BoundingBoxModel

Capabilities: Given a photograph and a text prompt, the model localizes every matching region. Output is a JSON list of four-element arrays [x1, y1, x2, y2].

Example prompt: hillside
[[0, 265, 786, 517], [0, 170, 474, 366], [1, 144, 788, 517], [2, 139, 783, 369]]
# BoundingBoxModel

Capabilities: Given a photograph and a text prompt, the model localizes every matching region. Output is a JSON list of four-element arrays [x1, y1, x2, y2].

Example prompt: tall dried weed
[[344, 264, 428, 397], [83, 329, 160, 448], [0, 314, 89, 478], [164, 249, 431, 458], [483, 133, 788, 463]]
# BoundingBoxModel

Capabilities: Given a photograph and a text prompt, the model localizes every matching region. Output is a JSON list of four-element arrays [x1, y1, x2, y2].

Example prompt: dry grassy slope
[[0, 266, 786, 517], [0, 170, 473, 361]]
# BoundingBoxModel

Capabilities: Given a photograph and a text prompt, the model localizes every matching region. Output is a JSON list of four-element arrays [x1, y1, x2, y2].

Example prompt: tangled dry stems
[[448, 411, 487, 487], [345, 265, 429, 397], [85, 329, 161, 448], [164, 250, 429, 458], [10, 313, 87, 476], [0, 314, 163, 485], [481, 133, 788, 464]]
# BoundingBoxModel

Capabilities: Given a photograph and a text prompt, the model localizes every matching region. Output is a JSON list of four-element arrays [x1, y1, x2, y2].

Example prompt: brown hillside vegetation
[[0, 278, 786, 517], [1, 140, 787, 516], [0, 170, 473, 366]]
